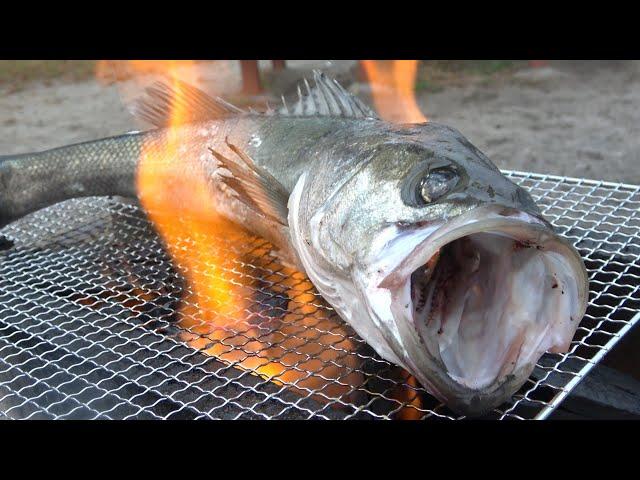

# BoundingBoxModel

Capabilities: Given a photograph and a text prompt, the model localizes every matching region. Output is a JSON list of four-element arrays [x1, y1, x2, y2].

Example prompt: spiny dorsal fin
[[210, 138, 289, 226], [132, 71, 377, 126], [132, 78, 245, 128], [278, 70, 379, 120]]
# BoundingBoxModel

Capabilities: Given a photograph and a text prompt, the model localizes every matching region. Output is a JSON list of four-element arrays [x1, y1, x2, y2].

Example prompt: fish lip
[[367, 204, 589, 414], [378, 205, 587, 304], [438, 362, 535, 416]]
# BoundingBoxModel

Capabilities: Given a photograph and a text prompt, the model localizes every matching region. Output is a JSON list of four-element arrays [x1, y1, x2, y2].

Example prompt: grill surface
[[0, 170, 639, 420]]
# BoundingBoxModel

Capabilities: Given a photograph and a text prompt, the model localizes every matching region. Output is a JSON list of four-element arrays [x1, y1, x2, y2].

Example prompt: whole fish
[[0, 72, 588, 415]]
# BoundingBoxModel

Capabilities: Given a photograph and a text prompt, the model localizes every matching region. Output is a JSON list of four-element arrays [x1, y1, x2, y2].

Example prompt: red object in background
[[529, 60, 548, 68], [272, 60, 286, 71], [240, 60, 262, 95]]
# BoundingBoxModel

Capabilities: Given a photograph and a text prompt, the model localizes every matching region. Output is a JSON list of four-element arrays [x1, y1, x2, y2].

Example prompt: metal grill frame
[[0, 169, 638, 420]]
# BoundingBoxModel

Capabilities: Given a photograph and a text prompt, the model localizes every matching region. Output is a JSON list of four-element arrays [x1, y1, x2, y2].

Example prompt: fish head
[[288, 121, 589, 416]]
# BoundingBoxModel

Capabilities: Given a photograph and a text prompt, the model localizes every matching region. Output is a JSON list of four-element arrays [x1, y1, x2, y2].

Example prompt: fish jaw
[[357, 205, 589, 415]]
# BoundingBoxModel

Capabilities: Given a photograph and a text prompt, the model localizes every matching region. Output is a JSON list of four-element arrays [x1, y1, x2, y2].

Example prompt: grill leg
[[240, 60, 263, 95]]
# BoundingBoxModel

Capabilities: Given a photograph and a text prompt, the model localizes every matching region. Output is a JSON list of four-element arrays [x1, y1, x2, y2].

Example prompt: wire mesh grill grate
[[1, 170, 639, 420]]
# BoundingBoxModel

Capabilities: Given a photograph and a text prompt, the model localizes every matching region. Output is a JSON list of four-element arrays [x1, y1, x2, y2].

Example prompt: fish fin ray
[[277, 70, 379, 119], [132, 71, 376, 124], [132, 78, 244, 127], [209, 139, 289, 226]]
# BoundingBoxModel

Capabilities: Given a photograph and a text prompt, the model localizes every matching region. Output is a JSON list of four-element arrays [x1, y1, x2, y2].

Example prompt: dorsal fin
[[132, 78, 245, 128], [132, 71, 377, 127], [278, 70, 379, 119]]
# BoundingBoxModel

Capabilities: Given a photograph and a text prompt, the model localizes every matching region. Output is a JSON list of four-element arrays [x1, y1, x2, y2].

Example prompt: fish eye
[[400, 159, 463, 208], [416, 167, 459, 205]]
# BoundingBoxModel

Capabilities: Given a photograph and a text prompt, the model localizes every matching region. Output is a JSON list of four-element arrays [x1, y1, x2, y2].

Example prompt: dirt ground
[[1, 60, 639, 184]]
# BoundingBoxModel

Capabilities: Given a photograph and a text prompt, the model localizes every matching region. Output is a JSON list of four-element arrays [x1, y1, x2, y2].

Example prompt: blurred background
[[1, 59, 639, 183]]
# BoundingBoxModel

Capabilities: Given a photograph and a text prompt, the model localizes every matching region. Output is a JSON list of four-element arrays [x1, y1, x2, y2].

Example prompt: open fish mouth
[[366, 205, 589, 413]]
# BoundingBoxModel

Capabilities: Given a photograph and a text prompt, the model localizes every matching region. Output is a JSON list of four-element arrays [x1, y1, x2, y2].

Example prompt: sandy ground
[[1, 60, 639, 184], [422, 61, 640, 184]]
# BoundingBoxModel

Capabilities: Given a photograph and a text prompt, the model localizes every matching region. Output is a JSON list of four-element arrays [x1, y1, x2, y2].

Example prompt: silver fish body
[[0, 75, 589, 415]]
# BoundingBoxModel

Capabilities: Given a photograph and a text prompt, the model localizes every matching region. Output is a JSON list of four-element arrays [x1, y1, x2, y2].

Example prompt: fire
[[361, 60, 427, 123], [97, 60, 363, 403], [108, 61, 243, 322], [96, 60, 426, 415], [96, 60, 199, 85]]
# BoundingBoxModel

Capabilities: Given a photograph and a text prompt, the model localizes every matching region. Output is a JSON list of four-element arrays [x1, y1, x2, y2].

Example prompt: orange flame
[[96, 60, 363, 403], [96, 60, 198, 85], [115, 61, 244, 321], [95, 60, 427, 415], [361, 60, 426, 123]]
